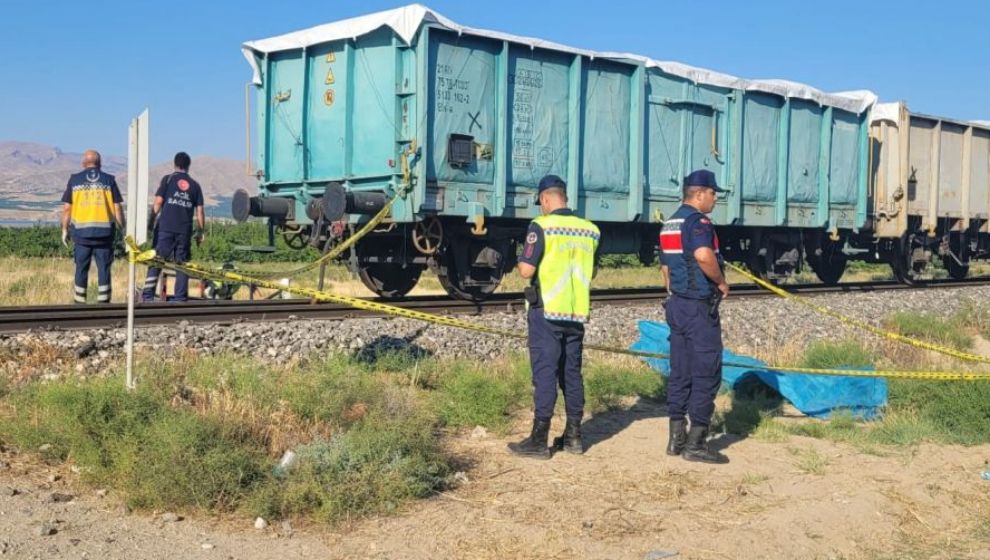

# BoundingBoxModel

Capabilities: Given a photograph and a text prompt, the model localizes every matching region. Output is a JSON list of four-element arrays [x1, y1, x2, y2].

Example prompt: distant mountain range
[[0, 141, 256, 223]]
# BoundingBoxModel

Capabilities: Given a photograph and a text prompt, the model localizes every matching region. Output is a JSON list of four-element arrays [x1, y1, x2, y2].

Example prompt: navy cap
[[538, 174, 566, 193], [683, 169, 726, 193]]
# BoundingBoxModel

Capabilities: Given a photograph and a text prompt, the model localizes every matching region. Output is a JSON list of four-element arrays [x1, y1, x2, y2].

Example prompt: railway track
[[1, 278, 989, 333]]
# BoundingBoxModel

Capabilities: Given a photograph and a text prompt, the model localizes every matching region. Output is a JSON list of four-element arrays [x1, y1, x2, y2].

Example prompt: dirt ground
[[2, 398, 990, 560]]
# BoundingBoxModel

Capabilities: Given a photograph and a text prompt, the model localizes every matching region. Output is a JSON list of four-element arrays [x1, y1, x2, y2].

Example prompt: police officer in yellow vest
[[509, 175, 600, 459]]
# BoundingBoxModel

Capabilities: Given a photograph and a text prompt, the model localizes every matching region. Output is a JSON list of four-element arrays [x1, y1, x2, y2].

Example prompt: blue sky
[[1, 0, 986, 162]]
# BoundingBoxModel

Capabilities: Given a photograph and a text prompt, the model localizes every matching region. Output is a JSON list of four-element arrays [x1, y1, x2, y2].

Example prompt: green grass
[[883, 378, 990, 445], [0, 352, 454, 520], [583, 360, 664, 412], [801, 339, 876, 369], [6, 278, 28, 297], [0, 348, 661, 523], [0, 377, 269, 511], [432, 357, 530, 432], [883, 311, 974, 351], [955, 300, 990, 340], [248, 391, 450, 521]]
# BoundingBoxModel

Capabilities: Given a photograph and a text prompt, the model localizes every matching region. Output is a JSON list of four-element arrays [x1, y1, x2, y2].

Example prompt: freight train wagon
[[868, 103, 990, 283], [233, 5, 882, 299]]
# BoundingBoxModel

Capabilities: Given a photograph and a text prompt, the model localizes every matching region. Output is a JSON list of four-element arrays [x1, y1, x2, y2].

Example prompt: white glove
[[61, 229, 70, 248]]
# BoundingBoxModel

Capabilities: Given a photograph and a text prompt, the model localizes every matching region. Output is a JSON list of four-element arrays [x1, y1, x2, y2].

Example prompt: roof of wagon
[[872, 101, 990, 130], [242, 4, 876, 114]]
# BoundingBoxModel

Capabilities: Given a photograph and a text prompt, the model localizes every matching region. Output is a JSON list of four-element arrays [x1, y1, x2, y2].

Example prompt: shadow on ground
[[711, 373, 785, 452], [352, 326, 433, 364], [581, 397, 665, 452]]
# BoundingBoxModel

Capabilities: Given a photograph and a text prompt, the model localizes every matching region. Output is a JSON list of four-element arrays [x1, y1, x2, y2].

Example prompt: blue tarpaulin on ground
[[630, 320, 888, 419]]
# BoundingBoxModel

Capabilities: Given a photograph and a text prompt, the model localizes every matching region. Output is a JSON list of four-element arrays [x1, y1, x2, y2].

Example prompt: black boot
[[552, 417, 584, 455], [508, 418, 551, 459], [666, 418, 687, 456], [682, 425, 728, 464]]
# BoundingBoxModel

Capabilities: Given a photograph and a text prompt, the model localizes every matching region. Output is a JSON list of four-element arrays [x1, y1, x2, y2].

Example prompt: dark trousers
[[666, 295, 723, 427], [142, 231, 192, 302], [73, 242, 113, 304], [527, 307, 585, 420]]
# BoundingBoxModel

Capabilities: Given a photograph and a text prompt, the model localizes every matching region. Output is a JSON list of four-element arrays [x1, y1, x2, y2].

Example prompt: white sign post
[[125, 109, 150, 390]]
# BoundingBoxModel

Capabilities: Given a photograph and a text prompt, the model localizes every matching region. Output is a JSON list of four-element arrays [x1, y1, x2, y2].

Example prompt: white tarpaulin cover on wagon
[[871, 102, 990, 130], [242, 4, 877, 114]]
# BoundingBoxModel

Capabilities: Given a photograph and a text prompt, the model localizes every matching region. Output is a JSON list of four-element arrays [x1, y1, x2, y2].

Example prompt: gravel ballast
[[3, 286, 989, 372]]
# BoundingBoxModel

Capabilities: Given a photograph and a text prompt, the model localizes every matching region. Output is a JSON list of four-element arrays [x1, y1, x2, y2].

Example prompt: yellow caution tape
[[125, 241, 990, 382], [726, 262, 990, 365], [213, 183, 408, 281], [125, 238, 156, 264]]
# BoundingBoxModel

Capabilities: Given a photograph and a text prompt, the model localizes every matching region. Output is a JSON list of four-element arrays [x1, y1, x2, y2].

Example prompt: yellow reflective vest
[[65, 168, 120, 241], [532, 213, 600, 323]]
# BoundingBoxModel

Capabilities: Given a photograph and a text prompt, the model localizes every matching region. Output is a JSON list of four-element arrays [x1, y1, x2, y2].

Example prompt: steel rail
[[1, 278, 988, 333]]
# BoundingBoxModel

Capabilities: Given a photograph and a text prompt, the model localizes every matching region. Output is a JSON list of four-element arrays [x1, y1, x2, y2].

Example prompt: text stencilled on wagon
[[435, 64, 471, 114]]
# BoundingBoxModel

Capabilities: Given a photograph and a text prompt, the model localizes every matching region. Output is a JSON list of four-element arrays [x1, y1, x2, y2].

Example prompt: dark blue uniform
[[659, 204, 724, 427], [519, 209, 586, 420], [62, 168, 122, 304], [142, 172, 204, 302]]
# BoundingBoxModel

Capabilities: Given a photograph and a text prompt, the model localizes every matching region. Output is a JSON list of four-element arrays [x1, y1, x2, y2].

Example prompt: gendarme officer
[[659, 169, 730, 464], [509, 174, 600, 459]]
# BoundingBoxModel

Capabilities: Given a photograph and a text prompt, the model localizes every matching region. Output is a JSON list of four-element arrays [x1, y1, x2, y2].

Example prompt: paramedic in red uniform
[[659, 169, 730, 464]]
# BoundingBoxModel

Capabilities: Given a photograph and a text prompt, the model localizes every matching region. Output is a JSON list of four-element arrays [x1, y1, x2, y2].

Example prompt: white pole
[[126, 257, 136, 390], [125, 109, 149, 391]]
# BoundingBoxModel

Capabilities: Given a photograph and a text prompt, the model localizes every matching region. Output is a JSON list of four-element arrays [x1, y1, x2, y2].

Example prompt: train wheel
[[744, 232, 788, 283], [357, 263, 423, 298], [891, 234, 923, 285], [746, 242, 772, 282], [812, 258, 847, 285], [808, 237, 847, 285], [436, 271, 502, 301], [638, 242, 657, 266], [942, 256, 969, 280], [891, 251, 916, 285], [432, 242, 504, 301]]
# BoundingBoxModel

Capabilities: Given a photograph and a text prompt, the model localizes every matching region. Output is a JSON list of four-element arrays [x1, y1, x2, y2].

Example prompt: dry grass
[[0, 256, 669, 306], [868, 482, 990, 558], [180, 384, 334, 457], [789, 446, 829, 475], [12, 255, 988, 306], [0, 256, 126, 306], [134, 349, 344, 457], [0, 338, 76, 386]]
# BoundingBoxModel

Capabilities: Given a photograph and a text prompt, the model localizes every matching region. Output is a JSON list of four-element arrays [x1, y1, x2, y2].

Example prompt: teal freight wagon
[[234, 5, 877, 298]]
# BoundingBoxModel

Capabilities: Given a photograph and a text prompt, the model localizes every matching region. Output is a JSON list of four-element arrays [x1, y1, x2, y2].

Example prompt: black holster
[[707, 292, 722, 318], [524, 285, 541, 306]]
